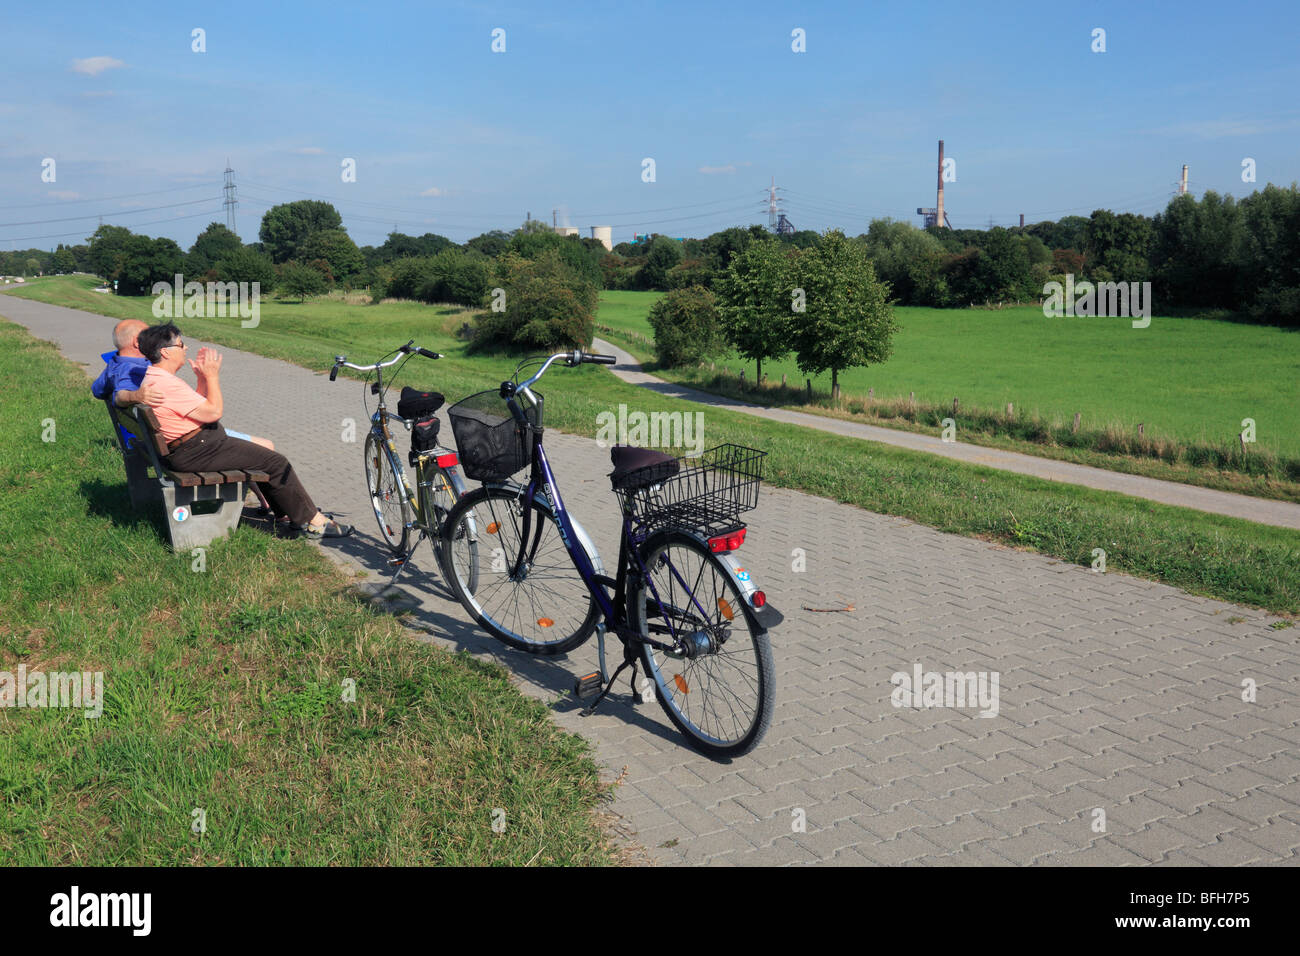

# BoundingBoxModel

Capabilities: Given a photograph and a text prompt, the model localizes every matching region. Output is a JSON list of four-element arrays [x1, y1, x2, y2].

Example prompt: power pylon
[[223, 160, 238, 236]]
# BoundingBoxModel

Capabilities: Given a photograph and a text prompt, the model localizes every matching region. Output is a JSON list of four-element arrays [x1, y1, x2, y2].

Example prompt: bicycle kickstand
[[386, 530, 424, 590]]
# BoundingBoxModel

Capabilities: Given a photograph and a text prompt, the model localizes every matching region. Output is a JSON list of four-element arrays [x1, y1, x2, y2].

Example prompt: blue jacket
[[94, 350, 150, 449]]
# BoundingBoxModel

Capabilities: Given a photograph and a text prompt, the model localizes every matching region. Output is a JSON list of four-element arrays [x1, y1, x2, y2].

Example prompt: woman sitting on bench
[[137, 322, 351, 539]]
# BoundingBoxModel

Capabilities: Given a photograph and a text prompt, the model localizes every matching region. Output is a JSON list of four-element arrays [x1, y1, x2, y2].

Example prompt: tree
[[299, 228, 366, 285], [23, 258, 40, 277], [702, 226, 753, 271], [466, 230, 511, 258], [862, 218, 946, 305], [51, 245, 77, 274], [279, 261, 327, 302], [715, 237, 793, 381], [1151, 192, 1245, 308], [215, 246, 277, 290], [1085, 210, 1153, 283], [115, 236, 185, 296], [973, 227, 1036, 301], [647, 285, 726, 368], [187, 222, 242, 273], [636, 235, 683, 290], [473, 249, 598, 350], [258, 201, 343, 263], [789, 229, 898, 398], [86, 224, 134, 280]]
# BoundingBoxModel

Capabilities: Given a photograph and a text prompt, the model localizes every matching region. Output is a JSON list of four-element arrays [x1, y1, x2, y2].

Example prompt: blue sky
[[3, 0, 1298, 250]]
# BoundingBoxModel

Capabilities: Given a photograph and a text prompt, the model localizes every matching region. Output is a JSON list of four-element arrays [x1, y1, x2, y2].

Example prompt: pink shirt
[[143, 366, 207, 441]]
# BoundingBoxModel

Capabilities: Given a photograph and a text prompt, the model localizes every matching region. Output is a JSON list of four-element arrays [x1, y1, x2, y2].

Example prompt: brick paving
[[6, 293, 1298, 866]]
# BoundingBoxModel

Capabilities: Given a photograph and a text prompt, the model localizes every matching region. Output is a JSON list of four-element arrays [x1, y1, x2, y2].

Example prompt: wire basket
[[447, 389, 543, 481], [612, 443, 766, 537]]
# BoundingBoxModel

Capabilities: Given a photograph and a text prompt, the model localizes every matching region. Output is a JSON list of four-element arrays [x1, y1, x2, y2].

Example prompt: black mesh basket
[[447, 389, 543, 481], [612, 443, 766, 537]]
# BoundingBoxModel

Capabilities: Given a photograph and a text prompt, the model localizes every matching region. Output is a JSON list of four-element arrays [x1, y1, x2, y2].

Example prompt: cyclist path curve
[[7, 293, 1298, 867], [590, 338, 1300, 532]]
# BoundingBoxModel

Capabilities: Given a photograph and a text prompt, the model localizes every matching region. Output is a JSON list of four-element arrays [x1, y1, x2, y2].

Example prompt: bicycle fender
[[715, 551, 782, 632]]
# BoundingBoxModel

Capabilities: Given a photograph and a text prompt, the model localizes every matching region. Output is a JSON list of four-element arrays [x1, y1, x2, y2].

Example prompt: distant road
[[591, 337, 1300, 532]]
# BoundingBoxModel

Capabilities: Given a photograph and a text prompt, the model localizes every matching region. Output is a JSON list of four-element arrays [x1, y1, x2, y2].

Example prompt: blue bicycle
[[438, 349, 779, 757]]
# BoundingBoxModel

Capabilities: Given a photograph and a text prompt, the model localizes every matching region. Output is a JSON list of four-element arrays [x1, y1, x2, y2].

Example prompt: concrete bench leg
[[161, 481, 245, 552]]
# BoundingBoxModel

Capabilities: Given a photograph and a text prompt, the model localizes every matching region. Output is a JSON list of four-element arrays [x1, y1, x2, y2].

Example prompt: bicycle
[[438, 348, 781, 758], [329, 340, 478, 591]]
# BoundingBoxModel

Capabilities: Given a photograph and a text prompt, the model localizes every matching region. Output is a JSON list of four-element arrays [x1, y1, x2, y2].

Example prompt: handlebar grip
[[329, 365, 338, 381], [417, 347, 440, 359], [585, 353, 617, 365]]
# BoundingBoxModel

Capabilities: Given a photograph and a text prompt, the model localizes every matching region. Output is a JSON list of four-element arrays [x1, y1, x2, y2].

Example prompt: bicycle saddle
[[609, 445, 680, 491], [397, 386, 444, 419]]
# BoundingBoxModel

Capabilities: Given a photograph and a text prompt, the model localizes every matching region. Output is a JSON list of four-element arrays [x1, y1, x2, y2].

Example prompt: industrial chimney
[[1180, 165, 1189, 194], [936, 140, 945, 230]]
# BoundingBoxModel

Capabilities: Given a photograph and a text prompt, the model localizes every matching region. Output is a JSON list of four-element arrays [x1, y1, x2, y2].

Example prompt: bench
[[106, 401, 269, 552]]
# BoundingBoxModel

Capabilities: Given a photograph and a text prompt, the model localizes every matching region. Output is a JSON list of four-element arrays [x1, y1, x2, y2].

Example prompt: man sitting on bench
[[93, 319, 273, 449], [137, 322, 351, 539]]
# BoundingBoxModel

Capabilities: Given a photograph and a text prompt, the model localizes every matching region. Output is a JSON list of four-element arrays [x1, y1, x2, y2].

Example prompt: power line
[[0, 182, 221, 211], [0, 196, 223, 228], [0, 207, 223, 244]]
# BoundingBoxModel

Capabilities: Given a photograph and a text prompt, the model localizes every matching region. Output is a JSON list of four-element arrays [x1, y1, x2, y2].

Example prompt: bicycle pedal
[[573, 672, 603, 701]]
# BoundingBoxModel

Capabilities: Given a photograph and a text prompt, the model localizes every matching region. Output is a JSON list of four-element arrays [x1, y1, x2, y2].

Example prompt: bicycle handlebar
[[514, 348, 617, 391], [329, 343, 442, 379]]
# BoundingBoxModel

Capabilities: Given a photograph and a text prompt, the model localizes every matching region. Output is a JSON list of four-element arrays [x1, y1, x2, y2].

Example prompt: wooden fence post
[[952, 397, 959, 416], [1006, 403, 1013, 418], [1072, 412, 1081, 433]]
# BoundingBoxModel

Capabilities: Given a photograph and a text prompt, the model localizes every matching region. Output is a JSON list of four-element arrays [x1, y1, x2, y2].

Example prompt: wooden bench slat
[[168, 472, 204, 488], [219, 469, 248, 483], [196, 472, 226, 485], [245, 471, 270, 483]]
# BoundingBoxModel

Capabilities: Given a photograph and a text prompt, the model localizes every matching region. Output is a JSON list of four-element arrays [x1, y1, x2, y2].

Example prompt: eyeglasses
[[162, 340, 186, 351]]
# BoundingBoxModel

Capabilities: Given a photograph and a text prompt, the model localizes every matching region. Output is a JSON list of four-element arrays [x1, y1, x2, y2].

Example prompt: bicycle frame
[[503, 392, 751, 662]]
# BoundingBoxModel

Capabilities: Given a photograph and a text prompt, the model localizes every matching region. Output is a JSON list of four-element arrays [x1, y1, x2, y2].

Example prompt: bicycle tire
[[440, 485, 599, 655], [628, 530, 774, 757], [364, 432, 411, 555]]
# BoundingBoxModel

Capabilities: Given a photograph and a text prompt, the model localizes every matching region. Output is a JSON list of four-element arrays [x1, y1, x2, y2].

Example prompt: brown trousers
[[163, 423, 318, 525]]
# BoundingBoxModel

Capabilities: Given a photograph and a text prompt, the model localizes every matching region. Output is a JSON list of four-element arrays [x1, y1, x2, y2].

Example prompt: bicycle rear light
[[436, 452, 458, 469], [750, 590, 766, 609], [707, 527, 747, 553]]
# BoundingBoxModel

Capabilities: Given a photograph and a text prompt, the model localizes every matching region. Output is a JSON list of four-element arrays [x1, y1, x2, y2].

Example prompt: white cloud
[[293, 146, 324, 155], [48, 190, 81, 200], [420, 187, 445, 196], [71, 57, 125, 76], [699, 164, 737, 175]]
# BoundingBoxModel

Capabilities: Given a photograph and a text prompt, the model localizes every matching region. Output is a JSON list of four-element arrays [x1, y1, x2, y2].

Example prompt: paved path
[[591, 338, 1300, 531], [6, 293, 1298, 866]]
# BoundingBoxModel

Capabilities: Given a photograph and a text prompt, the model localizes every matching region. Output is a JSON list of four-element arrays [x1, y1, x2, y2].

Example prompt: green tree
[[51, 245, 77, 274], [299, 228, 366, 285], [215, 246, 277, 290], [636, 235, 683, 290], [715, 237, 793, 381], [790, 229, 898, 398], [279, 261, 327, 302], [187, 222, 242, 274], [473, 249, 597, 350], [466, 230, 511, 258], [1151, 192, 1246, 308], [116, 236, 186, 296], [258, 201, 344, 263], [23, 258, 41, 277], [973, 227, 1036, 301], [647, 285, 726, 368], [86, 224, 134, 280], [1085, 210, 1153, 283], [863, 218, 947, 305]]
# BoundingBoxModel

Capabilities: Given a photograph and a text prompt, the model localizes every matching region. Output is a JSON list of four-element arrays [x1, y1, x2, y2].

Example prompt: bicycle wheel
[[422, 463, 477, 591], [364, 432, 410, 554], [628, 530, 774, 758], [440, 485, 599, 655]]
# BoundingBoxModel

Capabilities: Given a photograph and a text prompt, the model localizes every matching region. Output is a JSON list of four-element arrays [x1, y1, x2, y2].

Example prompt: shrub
[[647, 285, 725, 367], [472, 250, 597, 351]]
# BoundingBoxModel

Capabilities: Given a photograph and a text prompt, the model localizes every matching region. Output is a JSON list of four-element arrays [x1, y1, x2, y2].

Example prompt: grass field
[[597, 290, 1300, 459], [0, 317, 618, 865], [4, 275, 1298, 614]]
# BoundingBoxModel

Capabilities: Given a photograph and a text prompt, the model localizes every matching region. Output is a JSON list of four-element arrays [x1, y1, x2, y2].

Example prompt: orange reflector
[[673, 674, 689, 695], [538, 618, 554, 628], [486, 522, 499, 534], [717, 598, 734, 621]]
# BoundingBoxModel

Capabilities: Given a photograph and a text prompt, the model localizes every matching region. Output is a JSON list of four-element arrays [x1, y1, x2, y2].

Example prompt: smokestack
[[1019, 213, 1025, 228], [936, 140, 945, 230], [1180, 165, 1189, 195]]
